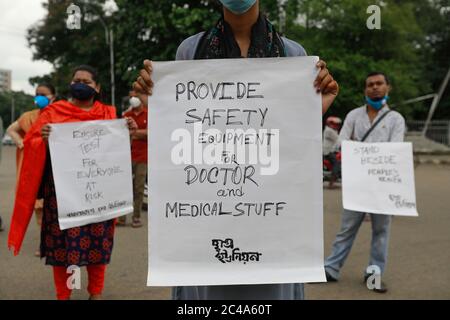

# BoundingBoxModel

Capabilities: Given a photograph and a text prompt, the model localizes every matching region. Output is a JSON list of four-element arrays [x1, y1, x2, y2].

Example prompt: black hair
[[365, 72, 390, 86], [36, 83, 56, 95], [72, 65, 99, 84]]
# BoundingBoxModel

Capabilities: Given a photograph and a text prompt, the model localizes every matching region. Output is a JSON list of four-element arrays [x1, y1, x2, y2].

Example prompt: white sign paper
[[148, 57, 325, 286], [342, 141, 418, 216], [48, 119, 134, 229]]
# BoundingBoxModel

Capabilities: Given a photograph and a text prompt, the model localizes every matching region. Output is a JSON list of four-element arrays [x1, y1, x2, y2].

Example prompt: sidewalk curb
[[413, 150, 450, 155], [415, 158, 450, 165]]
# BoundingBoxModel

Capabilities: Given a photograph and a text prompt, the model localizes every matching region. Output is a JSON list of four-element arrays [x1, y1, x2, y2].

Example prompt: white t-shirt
[[323, 126, 340, 155]]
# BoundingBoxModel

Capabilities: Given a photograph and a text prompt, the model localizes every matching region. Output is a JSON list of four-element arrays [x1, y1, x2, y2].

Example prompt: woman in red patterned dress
[[9, 65, 137, 300]]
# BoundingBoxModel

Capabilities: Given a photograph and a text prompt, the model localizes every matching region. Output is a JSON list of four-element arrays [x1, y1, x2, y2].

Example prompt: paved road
[[0, 145, 449, 299]]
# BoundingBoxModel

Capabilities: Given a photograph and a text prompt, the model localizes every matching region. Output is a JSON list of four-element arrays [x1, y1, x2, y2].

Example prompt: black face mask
[[70, 82, 97, 101]]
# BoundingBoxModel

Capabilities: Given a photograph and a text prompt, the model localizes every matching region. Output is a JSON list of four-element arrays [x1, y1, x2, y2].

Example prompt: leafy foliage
[[25, 0, 450, 120]]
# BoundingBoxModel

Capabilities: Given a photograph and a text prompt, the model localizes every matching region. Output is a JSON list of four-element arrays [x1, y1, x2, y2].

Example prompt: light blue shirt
[[175, 32, 307, 60]]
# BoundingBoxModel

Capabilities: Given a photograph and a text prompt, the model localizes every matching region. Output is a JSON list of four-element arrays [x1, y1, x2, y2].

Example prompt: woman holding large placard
[[8, 65, 137, 300], [134, 0, 339, 300]]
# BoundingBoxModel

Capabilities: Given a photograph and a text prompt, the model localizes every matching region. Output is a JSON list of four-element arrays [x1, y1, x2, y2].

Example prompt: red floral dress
[[40, 156, 115, 266]]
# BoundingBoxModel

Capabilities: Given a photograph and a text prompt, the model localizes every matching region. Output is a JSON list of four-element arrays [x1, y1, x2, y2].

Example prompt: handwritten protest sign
[[342, 141, 418, 216], [147, 57, 325, 286], [48, 119, 133, 229]]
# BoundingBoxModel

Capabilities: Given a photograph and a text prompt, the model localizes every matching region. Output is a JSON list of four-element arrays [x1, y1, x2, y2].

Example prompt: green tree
[[27, 0, 223, 113], [284, 0, 431, 120], [26, 0, 449, 121], [0, 91, 34, 128], [112, 0, 221, 92], [28, 0, 117, 106], [412, 0, 450, 119]]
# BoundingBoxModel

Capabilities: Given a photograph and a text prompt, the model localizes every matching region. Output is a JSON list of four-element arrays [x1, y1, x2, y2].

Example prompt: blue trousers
[[325, 209, 392, 279]]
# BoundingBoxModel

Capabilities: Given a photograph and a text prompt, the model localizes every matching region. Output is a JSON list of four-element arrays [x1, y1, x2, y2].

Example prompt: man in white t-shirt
[[323, 116, 342, 188]]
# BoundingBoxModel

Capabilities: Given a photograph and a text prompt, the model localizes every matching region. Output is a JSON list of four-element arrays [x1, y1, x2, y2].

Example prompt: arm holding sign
[[315, 60, 339, 115], [125, 117, 138, 135], [133, 59, 339, 115], [132, 129, 147, 140], [41, 124, 51, 140], [133, 60, 154, 96]]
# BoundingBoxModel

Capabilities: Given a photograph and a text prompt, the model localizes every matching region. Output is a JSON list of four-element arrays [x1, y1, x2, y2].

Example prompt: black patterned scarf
[[194, 14, 286, 59]]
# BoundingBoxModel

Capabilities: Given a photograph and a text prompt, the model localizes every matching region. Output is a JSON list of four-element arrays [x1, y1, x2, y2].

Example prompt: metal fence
[[406, 120, 450, 146]]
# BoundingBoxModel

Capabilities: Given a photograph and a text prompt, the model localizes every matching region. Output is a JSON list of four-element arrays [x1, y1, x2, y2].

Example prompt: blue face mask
[[70, 82, 97, 101], [34, 95, 50, 109], [219, 0, 257, 15], [365, 95, 389, 111]]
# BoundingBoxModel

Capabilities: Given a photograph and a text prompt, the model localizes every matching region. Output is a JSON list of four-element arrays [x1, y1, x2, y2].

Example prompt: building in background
[[0, 69, 12, 91]]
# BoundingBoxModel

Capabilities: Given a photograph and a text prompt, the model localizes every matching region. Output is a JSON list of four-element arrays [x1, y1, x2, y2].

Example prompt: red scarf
[[8, 100, 116, 255]]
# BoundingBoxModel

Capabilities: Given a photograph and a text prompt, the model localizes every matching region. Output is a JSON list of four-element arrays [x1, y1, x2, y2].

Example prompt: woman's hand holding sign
[[133, 60, 154, 96], [124, 117, 138, 134], [315, 60, 339, 115], [41, 124, 51, 141]]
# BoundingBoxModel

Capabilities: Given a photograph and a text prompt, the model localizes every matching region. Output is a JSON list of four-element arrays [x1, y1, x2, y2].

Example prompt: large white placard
[[342, 141, 418, 216], [49, 119, 134, 229], [148, 57, 325, 286]]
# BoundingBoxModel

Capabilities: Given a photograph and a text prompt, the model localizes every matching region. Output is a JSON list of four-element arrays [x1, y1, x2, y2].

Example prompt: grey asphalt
[[0, 145, 449, 300]]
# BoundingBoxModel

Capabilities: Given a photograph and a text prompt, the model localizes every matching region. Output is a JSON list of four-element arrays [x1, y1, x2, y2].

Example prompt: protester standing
[[8, 65, 137, 300], [324, 72, 405, 293], [133, 0, 339, 300], [118, 90, 148, 228]]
